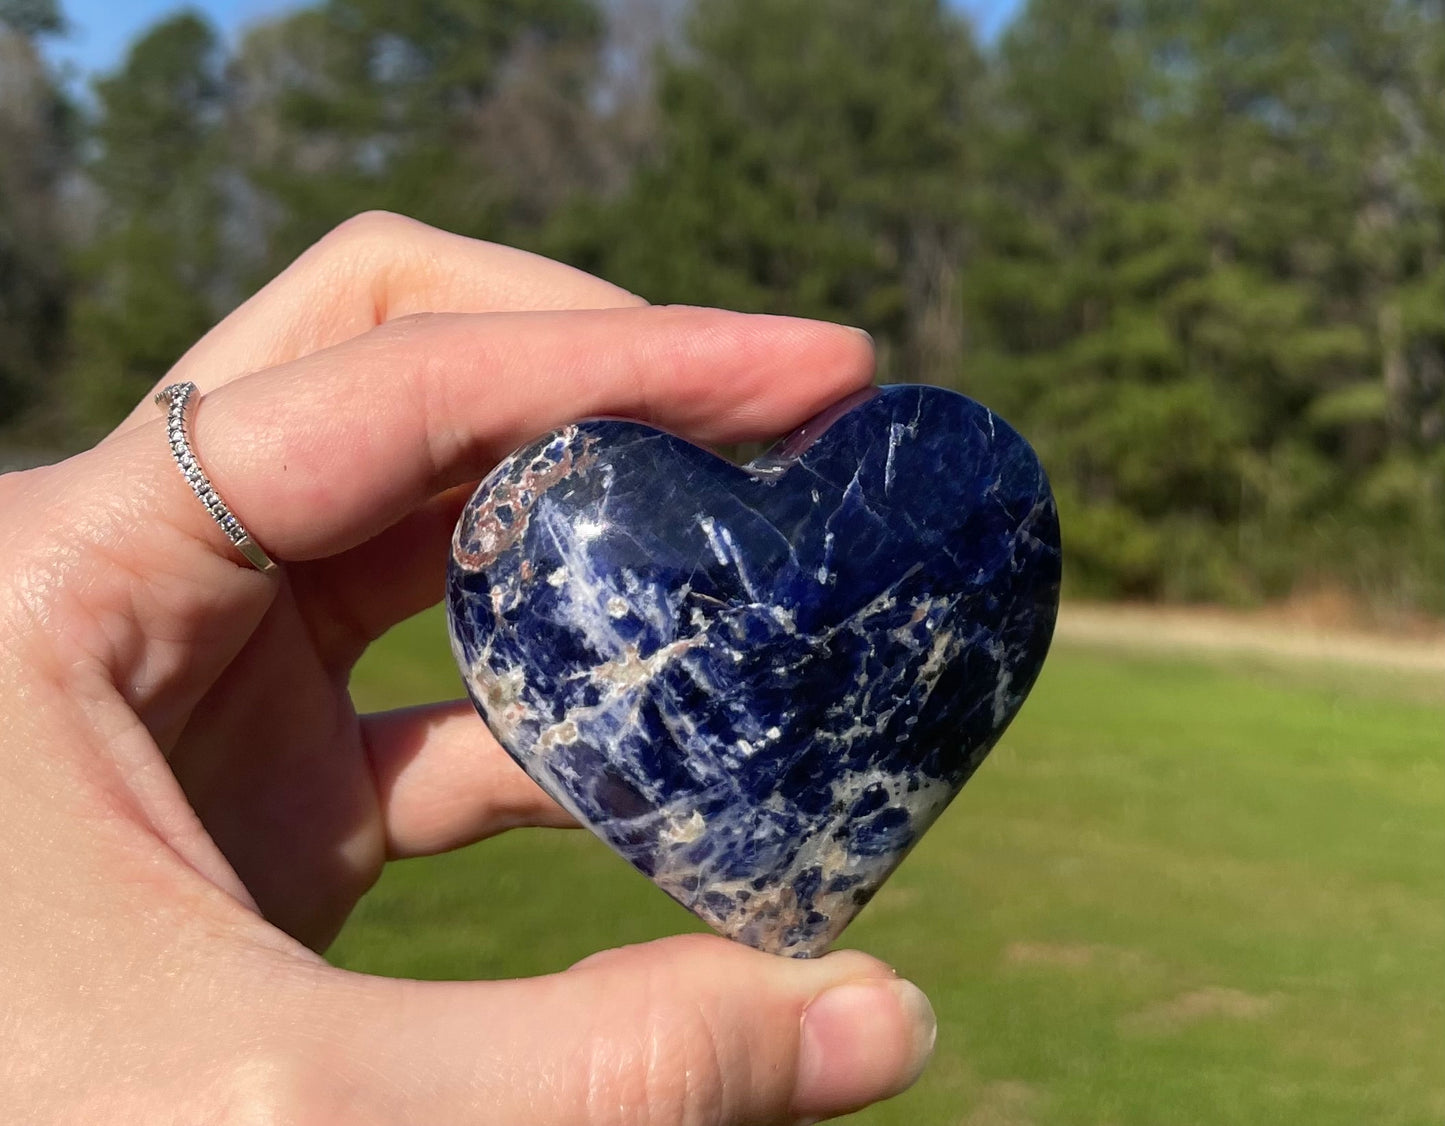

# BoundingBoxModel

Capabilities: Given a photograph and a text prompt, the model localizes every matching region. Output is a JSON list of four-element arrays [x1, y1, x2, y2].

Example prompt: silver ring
[[155, 382, 278, 574]]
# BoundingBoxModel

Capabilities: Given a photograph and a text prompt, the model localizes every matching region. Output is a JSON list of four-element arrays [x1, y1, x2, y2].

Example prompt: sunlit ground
[[337, 606, 1445, 1126]]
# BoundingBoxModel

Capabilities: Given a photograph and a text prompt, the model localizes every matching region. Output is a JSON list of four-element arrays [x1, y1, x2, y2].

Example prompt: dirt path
[[1054, 602, 1445, 677]]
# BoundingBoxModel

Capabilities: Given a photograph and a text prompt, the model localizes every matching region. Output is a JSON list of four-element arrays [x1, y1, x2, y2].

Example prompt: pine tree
[[69, 12, 231, 431], [966, 0, 1441, 608], [232, 0, 606, 274], [553, 0, 982, 387], [0, 0, 71, 437]]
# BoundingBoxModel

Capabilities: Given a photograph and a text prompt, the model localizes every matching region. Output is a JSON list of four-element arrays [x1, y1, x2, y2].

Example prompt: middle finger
[[111, 212, 645, 434]]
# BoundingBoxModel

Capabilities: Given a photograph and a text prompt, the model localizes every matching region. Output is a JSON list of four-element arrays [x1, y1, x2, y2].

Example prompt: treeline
[[2, 0, 1442, 613]]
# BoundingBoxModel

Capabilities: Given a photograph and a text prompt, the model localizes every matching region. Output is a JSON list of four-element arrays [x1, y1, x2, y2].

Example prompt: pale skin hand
[[0, 213, 937, 1125]]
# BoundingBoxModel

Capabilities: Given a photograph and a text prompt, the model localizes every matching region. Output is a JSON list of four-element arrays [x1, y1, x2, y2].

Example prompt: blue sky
[[45, 0, 1025, 81], [46, 0, 291, 79]]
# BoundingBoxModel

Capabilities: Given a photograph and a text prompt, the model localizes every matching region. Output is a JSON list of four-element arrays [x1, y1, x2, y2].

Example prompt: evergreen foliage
[[0, 4, 69, 433], [70, 12, 230, 425], [0, 0, 1439, 612]]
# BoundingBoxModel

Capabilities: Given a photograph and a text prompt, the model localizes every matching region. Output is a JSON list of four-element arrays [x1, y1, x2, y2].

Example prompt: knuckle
[[324, 208, 419, 251], [297, 210, 437, 322], [208, 1051, 316, 1126], [209, 1042, 392, 1126], [306, 210, 431, 295]]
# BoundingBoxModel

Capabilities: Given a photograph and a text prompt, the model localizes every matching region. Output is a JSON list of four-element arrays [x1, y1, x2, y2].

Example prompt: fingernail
[[847, 325, 875, 346], [793, 977, 937, 1118]]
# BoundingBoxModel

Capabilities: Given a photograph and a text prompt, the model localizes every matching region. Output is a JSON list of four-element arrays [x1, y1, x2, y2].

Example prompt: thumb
[[311, 934, 937, 1124]]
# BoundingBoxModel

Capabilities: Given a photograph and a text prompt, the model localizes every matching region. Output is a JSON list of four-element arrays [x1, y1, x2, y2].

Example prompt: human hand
[[0, 213, 936, 1123]]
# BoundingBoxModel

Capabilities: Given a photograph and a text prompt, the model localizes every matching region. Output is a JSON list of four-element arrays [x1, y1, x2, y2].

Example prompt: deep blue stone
[[447, 385, 1061, 956]]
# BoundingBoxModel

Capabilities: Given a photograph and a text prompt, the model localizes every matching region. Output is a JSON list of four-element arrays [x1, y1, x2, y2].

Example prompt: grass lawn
[[337, 606, 1445, 1126]]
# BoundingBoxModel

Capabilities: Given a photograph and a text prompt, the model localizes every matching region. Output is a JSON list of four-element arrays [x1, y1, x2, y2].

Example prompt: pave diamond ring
[[155, 382, 278, 574]]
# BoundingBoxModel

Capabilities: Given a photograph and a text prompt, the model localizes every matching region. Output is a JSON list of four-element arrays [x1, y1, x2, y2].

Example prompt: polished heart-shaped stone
[[447, 384, 1061, 957]]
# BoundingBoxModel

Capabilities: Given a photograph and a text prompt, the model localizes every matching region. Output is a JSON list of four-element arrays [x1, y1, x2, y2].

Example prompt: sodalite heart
[[447, 384, 1060, 957]]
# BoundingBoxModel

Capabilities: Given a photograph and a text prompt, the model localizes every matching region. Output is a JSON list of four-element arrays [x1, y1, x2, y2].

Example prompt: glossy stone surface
[[447, 385, 1061, 956]]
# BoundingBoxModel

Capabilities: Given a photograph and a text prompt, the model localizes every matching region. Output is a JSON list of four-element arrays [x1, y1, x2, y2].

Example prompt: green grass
[[336, 607, 1445, 1125]]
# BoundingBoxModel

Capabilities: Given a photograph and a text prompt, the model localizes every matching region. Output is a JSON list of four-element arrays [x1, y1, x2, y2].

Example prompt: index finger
[[107, 304, 876, 567]]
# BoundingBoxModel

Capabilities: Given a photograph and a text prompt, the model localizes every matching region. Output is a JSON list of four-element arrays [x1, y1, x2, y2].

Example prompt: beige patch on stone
[[961, 1080, 1041, 1126], [1122, 986, 1280, 1033]]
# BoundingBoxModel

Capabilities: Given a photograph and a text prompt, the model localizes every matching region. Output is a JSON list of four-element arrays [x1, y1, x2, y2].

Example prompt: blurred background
[[4, 0, 1443, 1122]]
